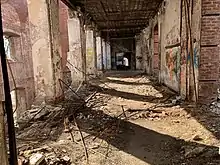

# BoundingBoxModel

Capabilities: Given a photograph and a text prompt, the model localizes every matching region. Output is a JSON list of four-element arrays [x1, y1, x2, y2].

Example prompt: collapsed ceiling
[[63, 0, 163, 38]]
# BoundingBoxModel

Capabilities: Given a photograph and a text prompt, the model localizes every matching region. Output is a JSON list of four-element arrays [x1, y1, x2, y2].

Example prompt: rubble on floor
[[210, 102, 220, 115], [15, 73, 220, 165]]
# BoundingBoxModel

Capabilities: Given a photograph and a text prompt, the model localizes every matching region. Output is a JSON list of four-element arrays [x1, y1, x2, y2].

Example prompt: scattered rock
[[18, 156, 28, 165], [62, 155, 71, 162], [29, 153, 46, 165]]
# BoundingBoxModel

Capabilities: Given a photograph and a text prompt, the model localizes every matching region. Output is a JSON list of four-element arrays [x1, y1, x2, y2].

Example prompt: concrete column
[[86, 28, 96, 76], [67, 11, 84, 86], [0, 102, 8, 165], [102, 39, 107, 70], [106, 41, 111, 70], [28, 0, 62, 102], [136, 37, 142, 70], [96, 35, 102, 70]]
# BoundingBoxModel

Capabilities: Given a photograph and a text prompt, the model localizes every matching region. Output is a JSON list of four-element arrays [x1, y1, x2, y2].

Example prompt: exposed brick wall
[[199, 0, 220, 102], [1, 0, 35, 108]]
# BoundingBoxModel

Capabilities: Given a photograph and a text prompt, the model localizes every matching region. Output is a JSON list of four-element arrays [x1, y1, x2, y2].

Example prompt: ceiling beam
[[96, 18, 149, 22]]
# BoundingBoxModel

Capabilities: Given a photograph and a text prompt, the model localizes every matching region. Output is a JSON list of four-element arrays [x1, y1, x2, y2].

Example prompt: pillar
[[0, 102, 8, 165], [106, 41, 111, 70], [96, 34, 102, 70], [28, 0, 62, 102], [67, 10, 86, 86], [102, 39, 107, 70], [86, 26, 96, 76]]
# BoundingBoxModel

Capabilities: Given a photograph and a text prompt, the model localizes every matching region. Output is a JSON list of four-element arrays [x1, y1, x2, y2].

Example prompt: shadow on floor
[[104, 78, 152, 86], [17, 72, 220, 165], [74, 106, 220, 165], [101, 72, 220, 141]]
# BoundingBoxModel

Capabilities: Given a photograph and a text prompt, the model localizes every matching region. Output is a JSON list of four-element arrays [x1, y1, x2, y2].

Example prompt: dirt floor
[[16, 71, 220, 165]]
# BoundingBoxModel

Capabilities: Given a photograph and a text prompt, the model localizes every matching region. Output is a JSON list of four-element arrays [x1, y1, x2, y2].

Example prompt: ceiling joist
[[66, 0, 162, 38]]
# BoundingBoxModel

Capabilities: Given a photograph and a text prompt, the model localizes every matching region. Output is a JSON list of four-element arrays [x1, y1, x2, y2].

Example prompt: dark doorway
[[115, 52, 132, 70]]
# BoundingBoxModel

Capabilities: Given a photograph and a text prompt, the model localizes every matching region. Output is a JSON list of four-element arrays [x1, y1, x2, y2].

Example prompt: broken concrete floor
[[16, 72, 220, 165]]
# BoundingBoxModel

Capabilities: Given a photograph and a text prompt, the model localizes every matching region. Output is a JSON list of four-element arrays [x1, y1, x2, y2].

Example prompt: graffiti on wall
[[187, 42, 199, 68], [165, 46, 181, 81]]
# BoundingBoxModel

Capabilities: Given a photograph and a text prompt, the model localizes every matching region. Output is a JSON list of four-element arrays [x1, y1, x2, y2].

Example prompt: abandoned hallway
[[0, 0, 220, 165], [14, 72, 220, 164]]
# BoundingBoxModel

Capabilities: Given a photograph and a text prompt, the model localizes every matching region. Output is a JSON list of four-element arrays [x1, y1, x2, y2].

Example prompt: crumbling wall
[[138, 0, 201, 101], [1, 0, 35, 109], [67, 12, 84, 85], [28, 0, 62, 102], [159, 0, 181, 92], [59, 1, 69, 69]]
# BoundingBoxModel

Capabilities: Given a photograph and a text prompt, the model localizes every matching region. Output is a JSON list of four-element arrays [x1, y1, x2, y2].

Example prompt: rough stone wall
[[1, 0, 35, 109], [199, 0, 220, 102]]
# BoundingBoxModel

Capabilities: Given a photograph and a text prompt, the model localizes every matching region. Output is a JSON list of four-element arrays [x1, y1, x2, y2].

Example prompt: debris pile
[[18, 146, 71, 165], [16, 81, 127, 165], [210, 102, 220, 115]]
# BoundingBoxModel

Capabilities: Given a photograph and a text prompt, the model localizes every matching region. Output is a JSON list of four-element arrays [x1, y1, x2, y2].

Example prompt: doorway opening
[[115, 52, 132, 70]]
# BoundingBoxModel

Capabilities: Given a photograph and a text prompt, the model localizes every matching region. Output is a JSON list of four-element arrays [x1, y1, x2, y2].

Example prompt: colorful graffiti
[[165, 46, 181, 81], [187, 42, 199, 68]]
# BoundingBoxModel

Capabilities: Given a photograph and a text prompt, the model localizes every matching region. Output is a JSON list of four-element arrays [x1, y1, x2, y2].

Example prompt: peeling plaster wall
[[67, 15, 83, 85], [138, 0, 202, 102], [159, 0, 181, 92], [1, 0, 35, 109], [28, 0, 62, 102], [59, 1, 69, 69]]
